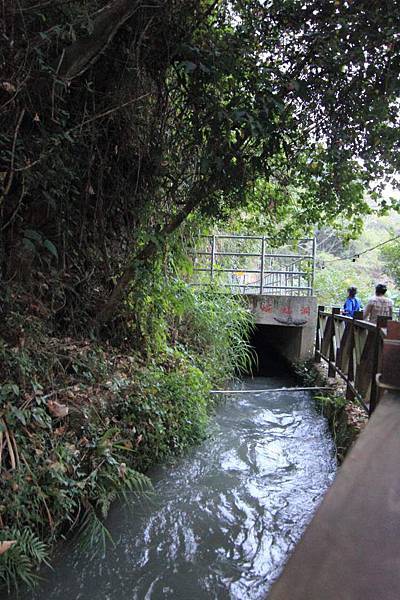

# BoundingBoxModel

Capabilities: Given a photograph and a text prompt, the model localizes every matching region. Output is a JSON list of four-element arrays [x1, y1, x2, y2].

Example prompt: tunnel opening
[[248, 324, 304, 377]]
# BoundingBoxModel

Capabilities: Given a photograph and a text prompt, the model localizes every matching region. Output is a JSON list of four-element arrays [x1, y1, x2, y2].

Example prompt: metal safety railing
[[190, 234, 316, 296]]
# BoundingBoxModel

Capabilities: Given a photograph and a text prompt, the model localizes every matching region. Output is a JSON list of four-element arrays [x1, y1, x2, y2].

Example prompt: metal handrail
[[191, 234, 316, 297]]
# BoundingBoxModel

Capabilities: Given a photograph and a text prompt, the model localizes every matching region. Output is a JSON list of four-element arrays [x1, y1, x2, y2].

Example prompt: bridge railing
[[190, 234, 316, 296], [315, 307, 400, 414]]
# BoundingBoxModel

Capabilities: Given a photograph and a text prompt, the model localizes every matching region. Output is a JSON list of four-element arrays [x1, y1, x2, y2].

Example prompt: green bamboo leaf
[[24, 229, 42, 242], [43, 239, 58, 259]]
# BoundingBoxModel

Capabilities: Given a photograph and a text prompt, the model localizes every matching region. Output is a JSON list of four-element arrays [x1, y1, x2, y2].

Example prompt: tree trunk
[[60, 0, 160, 81], [95, 195, 199, 323]]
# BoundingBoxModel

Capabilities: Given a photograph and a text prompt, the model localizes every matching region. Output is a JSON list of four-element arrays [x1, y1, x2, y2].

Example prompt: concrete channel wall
[[247, 295, 317, 362]]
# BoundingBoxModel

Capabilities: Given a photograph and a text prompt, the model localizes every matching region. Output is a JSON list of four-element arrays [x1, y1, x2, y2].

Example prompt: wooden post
[[315, 305, 324, 362], [369, 316, 393, 415], [352, 311, 366, 402], [346, 316, 356, 401], [345, 311, 366, 402], [380, 319, 400, 387], [369, 320, 383, 416], [328, 308, 340, 377]]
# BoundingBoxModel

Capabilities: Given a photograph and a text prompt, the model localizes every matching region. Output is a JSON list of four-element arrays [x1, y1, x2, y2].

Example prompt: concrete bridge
[[191, 234, 317, 362], [248, 294, 317, 362]]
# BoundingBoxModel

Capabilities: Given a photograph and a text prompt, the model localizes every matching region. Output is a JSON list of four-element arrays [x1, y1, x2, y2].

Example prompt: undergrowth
[[314, 394, 368, 463], [292, 359, 321, 387], [293, 360, 368, 463], [0, 278, 254, 591]]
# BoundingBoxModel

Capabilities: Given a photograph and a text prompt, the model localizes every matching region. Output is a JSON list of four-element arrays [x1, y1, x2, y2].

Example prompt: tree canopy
[[1, 0, 400, 323]]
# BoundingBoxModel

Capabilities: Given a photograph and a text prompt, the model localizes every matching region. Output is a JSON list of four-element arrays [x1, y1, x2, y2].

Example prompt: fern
[[18, 529, 48, 564], [119, 468, 150, 493], [78, 508, 115, 557], [0, 528, 49, 591], [78, 466, 151, 557], [97, 487, 118, 520]]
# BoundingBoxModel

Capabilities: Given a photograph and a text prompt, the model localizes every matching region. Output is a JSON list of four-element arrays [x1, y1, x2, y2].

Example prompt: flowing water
[[23, 377, 336, 600]]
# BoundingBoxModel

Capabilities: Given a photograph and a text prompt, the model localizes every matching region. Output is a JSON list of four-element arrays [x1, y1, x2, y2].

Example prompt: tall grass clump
[[177, 286, 255, 381]]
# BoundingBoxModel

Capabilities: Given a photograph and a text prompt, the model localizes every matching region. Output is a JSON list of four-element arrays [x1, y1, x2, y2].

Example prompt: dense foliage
[[314, 213, 400, 308], [381, 239, 400, 291], [2, 0, 400, 323]]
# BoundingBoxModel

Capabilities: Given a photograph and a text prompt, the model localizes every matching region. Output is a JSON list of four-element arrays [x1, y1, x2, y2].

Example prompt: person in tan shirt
[[363, 284, 393, 324]]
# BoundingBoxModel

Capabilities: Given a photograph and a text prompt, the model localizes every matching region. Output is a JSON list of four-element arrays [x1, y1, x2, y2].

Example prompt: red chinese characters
[[260, 301, 273, 313]]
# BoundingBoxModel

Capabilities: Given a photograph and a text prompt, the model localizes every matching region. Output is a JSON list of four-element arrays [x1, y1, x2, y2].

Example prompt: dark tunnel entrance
[[248, 324, 304, 377]]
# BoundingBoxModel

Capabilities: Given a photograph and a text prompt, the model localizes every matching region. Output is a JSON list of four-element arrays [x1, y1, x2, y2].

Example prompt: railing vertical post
[[260, 236, 265, 295], [369, 315, 391, 415], [350, 312, 365, 401], [328, 308, 340, 377], [315, 305, 324, 362], [210, 235, 216, 281], [310, 236, 317, 296], [290, 262, 294, 296]]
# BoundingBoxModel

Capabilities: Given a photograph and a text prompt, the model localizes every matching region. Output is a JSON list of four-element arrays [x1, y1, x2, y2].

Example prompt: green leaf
[[24, 229, 42, 242], [43, 239, 58, 259], [12, 408, 26, 425], [22, 238, 36, 253]]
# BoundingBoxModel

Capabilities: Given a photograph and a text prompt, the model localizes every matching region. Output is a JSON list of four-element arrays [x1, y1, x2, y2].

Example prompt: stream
[[24, 376, 336, 600]]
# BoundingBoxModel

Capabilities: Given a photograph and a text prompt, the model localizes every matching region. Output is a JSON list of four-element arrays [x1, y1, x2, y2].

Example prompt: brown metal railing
[[315, 307, 400, 414]]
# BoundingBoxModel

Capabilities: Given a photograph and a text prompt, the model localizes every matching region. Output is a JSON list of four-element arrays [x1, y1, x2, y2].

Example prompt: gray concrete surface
[[247, 295, 317, 361]]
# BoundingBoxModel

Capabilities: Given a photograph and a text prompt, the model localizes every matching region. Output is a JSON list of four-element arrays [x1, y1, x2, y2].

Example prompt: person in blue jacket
[[343, 286, 362, 317]]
